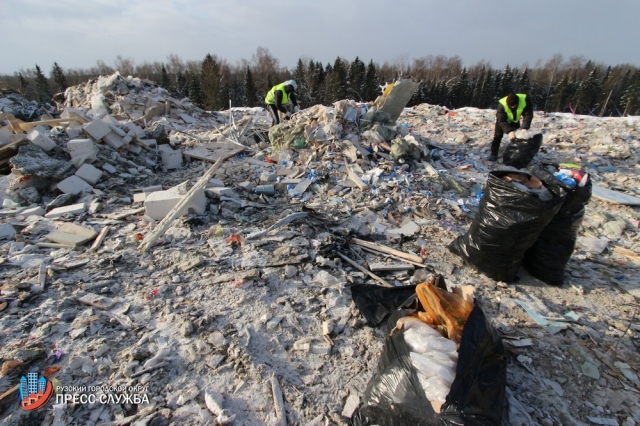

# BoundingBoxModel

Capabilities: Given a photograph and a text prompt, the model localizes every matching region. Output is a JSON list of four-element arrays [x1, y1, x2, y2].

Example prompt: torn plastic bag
[[351, 284, 418, 326], [522, 164, 593, 285], [502, 133, 543, 169], [448, 170, 565, 282], [351, 284, 506, 426]]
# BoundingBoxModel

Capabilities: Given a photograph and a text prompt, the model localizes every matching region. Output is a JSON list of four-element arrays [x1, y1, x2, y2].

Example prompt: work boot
[[487, 152, 498, 161]]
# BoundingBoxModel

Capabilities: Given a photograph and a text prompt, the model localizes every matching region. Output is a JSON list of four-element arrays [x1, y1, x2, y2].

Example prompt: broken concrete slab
[[20, 206, 45, 217], [144, 188, 207, 220], [45, 222, 98, 247], [83, 119, 111, 141], [67, 138, 96, 160], [75, 163, 103, 186], [27, 129, 57, 151], [44, 203, 86, 218], [10, 144, 74, 179], [103, 131, 125, 149], [0, 223, 16, 240], [57, 175, 93, 195], [158, 144, 183, 169]]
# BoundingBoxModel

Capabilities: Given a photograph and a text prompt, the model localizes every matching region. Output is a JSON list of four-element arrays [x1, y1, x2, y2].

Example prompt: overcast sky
[[2, 0, 639, 75]]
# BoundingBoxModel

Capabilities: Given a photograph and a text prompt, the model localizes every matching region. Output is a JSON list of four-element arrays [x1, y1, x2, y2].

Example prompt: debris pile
[[0, 73, 639, 425]]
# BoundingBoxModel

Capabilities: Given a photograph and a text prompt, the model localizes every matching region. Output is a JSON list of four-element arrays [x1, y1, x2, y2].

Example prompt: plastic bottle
[[553, 170, 576, 188]]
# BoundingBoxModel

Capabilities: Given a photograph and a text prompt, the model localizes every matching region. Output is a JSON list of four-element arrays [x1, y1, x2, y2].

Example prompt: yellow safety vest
[[265, 83, 290, 105], [499, 94, 526, 123]]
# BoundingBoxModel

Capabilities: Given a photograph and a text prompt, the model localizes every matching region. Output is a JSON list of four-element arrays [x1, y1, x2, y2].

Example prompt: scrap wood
[[357, 245, 430, 268], [19, 114, 88, 131], [270, 374, 287, 426], [337, 252, 392, 287], [351, 238, 423, 264], [369, 262, 415, 272], [90, 226, 111, 251], [613, 246, 640, 263], [139, 151, 240, 252], [0, 136, 29, 154]]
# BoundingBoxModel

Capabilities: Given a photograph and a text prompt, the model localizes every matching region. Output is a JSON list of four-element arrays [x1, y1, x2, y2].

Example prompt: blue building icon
[[27, 372, 38, 396], [38, 377, 47, 393], [19, 377, 28, 400]]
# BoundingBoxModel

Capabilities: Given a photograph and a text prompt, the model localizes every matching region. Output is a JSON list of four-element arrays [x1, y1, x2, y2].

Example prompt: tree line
[[1, 48, 639, 116]]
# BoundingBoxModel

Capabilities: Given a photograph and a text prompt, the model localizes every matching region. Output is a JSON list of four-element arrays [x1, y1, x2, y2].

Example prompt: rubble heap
[[0, 73, 639, 425]]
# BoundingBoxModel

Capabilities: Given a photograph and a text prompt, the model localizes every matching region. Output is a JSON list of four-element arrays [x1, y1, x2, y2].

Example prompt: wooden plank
[[358, 246, 428, 268], [613, 246, 640, 263], [90, 226, 111, 252], [337, 252, 392, 287], [351, 238, 423, 264], [18, 113, 88, 131], [369, 262, 415, 272]]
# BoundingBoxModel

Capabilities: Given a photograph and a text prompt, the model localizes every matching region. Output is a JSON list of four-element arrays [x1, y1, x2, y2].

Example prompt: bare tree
[[114, 55, 135, 77]]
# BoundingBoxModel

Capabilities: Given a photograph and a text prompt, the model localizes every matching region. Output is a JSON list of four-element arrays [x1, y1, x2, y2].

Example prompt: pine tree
[[188, 74, 205, 108], [51, 62, 68, 93], [217, 64, 232, 110], [362, 60, 380, 102], [293, 58, 310, 107], [516, 68, 531, 95], [174, 71, 188, 98], [18, 73, 29, 97], [575, 68, 600, 114], [34, 64, 52, 102], [244, 67, 258, 107], [201, 54, 221, 110], [347, 57, 366, 101], [161, 65, 171, 91], [496, 65, 515, 96], [621, 69, 640, 116], [309, 61, 326, 105], [450, 68, 470, 108], [324, 57, 347, 103]]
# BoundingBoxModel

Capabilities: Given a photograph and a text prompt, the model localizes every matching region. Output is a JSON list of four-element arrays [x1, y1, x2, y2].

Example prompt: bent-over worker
[[265, 80, 299, 127], [488, 93, 533, 161]]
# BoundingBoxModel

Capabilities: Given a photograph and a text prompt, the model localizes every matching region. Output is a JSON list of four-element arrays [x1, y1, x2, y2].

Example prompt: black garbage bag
[[448, 170, 565, 282], [351, 285, 506, 426], [502, 133, 543, 169], [522, 164, 593, 285]]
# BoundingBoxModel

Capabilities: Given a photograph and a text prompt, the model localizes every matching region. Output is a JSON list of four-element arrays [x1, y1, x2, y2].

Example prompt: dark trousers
[[491, 121, 520, 153], [267, 104, 280, 127]]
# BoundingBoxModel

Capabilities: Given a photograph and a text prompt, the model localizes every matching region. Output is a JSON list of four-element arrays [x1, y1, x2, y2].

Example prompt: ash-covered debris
[[0, 73, 639, 425]]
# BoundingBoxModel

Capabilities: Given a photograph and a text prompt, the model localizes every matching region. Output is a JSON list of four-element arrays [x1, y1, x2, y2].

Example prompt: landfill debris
[[1, 73, 639, 425]]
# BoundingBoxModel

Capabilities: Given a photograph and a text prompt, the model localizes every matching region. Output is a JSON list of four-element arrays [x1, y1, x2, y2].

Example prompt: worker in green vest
[[265, 80, 299, 127], [488, 93, 533, 161]]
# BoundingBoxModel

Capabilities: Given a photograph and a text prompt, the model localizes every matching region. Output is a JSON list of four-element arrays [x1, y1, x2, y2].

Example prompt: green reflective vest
[[499, 94, 527, 123], [265, 83, 290, 105]]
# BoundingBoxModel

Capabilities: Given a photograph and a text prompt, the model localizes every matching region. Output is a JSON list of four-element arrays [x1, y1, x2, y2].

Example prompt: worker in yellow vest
[[488, 93, 533, 161], [265, 80, 299, 127]]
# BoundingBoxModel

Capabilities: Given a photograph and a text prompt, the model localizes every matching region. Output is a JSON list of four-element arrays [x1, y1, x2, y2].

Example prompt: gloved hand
[[294, 106, 300, 113], [508, 131, 516, 141], [284, 112, 291, 120]]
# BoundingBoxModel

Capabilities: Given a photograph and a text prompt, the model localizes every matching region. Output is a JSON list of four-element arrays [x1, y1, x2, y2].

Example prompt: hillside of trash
[[0, 73, 639, 426]]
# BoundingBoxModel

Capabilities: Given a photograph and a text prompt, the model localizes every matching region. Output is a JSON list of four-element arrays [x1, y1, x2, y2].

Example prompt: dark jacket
[[273, 90, 298, 114], [496, 95, 533, 133]]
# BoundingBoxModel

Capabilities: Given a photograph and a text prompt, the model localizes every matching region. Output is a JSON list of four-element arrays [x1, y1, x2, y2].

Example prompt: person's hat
[[284, 80, 297, 90], [506, 93, 519, 107]]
